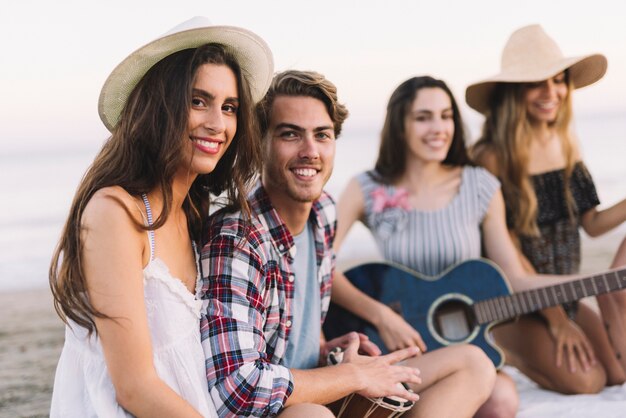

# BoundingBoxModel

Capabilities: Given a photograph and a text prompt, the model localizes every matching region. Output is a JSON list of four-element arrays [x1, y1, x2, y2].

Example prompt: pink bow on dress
[[371, 187, 411, 213]]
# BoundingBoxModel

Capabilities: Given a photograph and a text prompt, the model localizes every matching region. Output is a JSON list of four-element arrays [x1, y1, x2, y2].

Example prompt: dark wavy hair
[[375, 76, 471, 183], [49, 44, 261, 334]]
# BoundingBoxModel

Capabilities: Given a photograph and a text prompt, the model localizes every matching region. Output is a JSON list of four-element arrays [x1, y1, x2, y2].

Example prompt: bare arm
[[331, 271, 427, 351], [334, 177, 366, 250], [83, 189, 201, 418], [580, 198, 626, 237], [474, 147, 578, 291], [333, 178, 426, 351], [333, 177, 379, 318]]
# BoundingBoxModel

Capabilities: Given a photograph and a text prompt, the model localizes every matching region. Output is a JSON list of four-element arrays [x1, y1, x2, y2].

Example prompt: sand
[[0, 288, 63, 418], [0, 231, 623, 417]]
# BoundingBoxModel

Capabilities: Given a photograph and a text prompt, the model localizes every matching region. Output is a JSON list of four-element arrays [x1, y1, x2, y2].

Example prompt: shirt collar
[[249, 181, 326, 258]]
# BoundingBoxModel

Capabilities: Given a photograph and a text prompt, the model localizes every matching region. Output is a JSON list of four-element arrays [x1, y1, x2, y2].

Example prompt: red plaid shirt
[[199, 182, 336, 417]]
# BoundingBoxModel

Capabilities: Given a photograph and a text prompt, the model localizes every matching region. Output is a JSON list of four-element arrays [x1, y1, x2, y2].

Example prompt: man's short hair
[[256, 70, 349, 138]]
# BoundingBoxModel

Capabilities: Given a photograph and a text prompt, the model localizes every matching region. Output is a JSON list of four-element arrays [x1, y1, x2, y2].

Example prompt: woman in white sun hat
[[468, 24, 626, 394], [49, 17, 272, 417]]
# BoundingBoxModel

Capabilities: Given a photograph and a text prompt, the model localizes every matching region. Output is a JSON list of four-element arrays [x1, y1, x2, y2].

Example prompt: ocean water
[[1, 114, 625, 292]]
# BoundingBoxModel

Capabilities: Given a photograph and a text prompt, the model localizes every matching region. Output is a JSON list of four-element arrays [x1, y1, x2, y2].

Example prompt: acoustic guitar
[[323, 259, 626, 368]]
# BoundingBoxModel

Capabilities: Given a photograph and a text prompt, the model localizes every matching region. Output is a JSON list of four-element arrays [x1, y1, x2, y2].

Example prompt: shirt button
[[286, 320, 292, 328], [288, 274, 295, 283], [278, 244, 285, 251]]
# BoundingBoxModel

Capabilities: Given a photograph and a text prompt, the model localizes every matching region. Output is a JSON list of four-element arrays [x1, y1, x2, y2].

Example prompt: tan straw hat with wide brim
[[98, 16, 274, 132], [465, 24, 607, 114]]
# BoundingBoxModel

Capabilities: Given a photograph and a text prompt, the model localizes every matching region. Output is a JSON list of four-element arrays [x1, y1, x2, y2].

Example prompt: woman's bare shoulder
[[82, 186, 145, 232]]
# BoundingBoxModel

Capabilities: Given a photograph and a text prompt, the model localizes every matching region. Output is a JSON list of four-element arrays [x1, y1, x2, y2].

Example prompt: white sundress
[[50, 194, 217, 417]]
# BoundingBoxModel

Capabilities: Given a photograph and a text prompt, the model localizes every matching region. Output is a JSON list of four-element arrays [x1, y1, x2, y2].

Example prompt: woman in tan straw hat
[[49, 17, 272, 417], [468, 24, 626, 394]]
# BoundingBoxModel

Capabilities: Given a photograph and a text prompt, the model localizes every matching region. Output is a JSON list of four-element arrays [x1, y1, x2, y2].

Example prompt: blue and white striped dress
[[357, 166, 500, 276]]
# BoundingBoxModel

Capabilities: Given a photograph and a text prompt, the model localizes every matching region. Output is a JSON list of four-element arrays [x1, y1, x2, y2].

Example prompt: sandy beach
[[0, 288, 63, 418], [0, 231, 623, 417]]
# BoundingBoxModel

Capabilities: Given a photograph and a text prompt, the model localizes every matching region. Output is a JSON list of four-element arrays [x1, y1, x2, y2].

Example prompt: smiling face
[[523, 72, 569, 125], [262, 95, 336, 208], [184, 63, 239, 177], [403, 87, 454, 165]]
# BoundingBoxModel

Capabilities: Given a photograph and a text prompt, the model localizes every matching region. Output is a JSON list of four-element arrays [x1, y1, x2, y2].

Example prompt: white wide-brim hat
[[98, 16, 274, 131], [465, 24, 607, 114]]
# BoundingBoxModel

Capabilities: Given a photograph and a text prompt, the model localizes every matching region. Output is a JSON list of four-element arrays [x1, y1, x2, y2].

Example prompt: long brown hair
[[49, 44, 260, 334], [474, 75, 576, 236], [375, 76, 471, 184]]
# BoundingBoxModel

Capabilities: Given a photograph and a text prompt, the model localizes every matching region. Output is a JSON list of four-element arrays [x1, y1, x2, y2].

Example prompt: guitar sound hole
[[433, 300, 472, 343]]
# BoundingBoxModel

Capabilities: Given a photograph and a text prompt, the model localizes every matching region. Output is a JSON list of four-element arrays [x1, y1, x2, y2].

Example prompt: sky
[[1, 0, 626, 152]]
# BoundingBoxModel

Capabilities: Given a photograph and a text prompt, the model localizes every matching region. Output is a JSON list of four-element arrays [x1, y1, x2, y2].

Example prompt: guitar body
[[323, 259, 513, 368]]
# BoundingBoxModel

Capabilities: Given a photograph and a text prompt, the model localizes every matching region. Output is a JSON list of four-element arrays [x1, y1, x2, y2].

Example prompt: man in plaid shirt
[[199, 71, 422, 417]]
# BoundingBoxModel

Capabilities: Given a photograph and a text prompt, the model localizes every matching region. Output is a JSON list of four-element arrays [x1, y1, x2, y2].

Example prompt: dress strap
[[141, 193, 156, 261]]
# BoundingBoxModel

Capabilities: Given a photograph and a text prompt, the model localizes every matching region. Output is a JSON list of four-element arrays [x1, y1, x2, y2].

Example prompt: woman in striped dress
[[330, 76, 562, 418]]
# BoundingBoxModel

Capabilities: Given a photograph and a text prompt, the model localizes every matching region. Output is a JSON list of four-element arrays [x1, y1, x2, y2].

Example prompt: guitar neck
[[473, 268, 626, 325]]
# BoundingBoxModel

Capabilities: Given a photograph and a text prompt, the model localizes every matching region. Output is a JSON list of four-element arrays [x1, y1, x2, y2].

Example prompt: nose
[[430, 116, 445, 132], [203, 106, 225, 134], [541, 79, 557, 97], [298, 134, 320, 160]]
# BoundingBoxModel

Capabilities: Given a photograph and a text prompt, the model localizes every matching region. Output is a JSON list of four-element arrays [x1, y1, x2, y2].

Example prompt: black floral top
[[507, 162, 599, 318], [510, 161, 599, 275]]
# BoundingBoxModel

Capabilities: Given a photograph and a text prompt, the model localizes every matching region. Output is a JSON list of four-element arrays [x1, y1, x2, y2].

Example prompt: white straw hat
[[465, 24, 607, 114], [98, 16, 274, 131]]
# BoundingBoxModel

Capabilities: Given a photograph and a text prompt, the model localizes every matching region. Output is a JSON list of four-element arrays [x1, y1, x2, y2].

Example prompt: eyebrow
[[192, 88, 239, 103], [410, 107, 453, 115], [275, 123, 334, 132]]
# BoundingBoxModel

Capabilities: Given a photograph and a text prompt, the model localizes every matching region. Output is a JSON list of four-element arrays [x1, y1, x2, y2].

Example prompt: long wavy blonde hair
[[473, 75, 577, 237]]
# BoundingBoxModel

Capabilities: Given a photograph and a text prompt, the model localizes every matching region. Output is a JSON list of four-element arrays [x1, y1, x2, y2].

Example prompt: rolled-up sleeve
[[200, 232, 293, 418]]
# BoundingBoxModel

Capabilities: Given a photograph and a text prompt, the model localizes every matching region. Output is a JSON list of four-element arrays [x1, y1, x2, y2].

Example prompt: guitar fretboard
[[473, 268, 626, 325]]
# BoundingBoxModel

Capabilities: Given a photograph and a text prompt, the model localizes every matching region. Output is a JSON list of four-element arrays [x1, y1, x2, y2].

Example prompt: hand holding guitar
[[374, 305, 427, 353]]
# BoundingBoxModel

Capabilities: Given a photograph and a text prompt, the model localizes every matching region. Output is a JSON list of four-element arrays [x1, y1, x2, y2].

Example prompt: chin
[[194, 166, 218, 176], [289, 188, 323, 203], [423, 153, 447, 163]]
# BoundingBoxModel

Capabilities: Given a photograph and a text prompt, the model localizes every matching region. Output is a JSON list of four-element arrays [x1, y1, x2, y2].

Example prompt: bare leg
[[278, 403, 335, 418], [493, 313, 607, 394], [612, 236, 626, 267], [473, 371, 518, 418], [402, 344, 496, 418], [596, 236, 626, 378], [576, 300, 626, 385]]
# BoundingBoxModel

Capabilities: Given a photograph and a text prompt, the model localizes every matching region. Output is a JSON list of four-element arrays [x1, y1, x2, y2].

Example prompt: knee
[[474, 373, 519, 418], [281, 403, 335, 418], [464, 345, 497, 395], [611, 237, 626, 267], [553, 369, 606, 394], [608, 374, 626, 387], [304, 404, 335, 418], [474, 399, 518, 418], [312, 404, 336, 418]]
